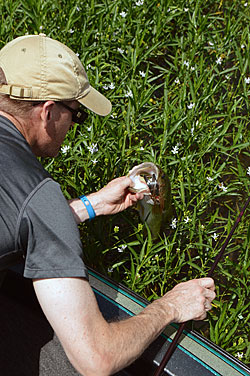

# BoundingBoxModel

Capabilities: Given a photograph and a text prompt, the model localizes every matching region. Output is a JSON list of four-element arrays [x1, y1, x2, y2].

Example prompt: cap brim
[[78, 86, 112, 116]]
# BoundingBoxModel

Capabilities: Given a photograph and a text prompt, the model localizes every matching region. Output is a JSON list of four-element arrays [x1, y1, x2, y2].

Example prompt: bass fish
[[128, 162, 172, 239]]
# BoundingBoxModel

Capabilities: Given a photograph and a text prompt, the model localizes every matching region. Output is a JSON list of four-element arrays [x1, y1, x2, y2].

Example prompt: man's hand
[[159, 277, 216, 323], [89, 176, 144, 216]]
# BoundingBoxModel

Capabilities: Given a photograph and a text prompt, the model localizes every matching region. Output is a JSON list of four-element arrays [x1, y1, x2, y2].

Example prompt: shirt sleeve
[[18, 179, 88, 280]]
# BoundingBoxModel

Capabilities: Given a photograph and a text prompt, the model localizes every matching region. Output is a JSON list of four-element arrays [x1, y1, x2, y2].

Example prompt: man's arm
[[68, 176, 143, 224], [33, 276, 215, 376]]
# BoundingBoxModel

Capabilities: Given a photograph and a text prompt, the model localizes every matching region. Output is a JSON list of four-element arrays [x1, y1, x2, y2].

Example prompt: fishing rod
[[153, 195, 250, 376]]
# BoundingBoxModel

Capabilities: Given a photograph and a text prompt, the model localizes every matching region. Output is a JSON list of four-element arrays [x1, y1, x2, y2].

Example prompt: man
[[0, 34, 216, 376]]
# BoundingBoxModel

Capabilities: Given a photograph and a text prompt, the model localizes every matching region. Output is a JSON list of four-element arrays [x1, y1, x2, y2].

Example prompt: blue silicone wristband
[[79, 195, 96, 220]]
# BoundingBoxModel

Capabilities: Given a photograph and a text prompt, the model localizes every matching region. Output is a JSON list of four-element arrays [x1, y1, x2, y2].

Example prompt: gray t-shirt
[[0, 115, 88, 280]]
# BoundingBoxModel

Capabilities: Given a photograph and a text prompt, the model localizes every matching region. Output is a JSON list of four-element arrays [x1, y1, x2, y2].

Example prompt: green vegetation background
[[0, 0, 249, 366]]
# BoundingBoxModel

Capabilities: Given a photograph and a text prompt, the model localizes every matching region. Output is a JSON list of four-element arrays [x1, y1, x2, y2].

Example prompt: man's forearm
[[105, 298, 173, 374]]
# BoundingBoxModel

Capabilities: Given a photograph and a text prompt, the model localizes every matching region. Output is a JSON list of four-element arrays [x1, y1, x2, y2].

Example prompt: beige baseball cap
[[0, 33, 112, 116]]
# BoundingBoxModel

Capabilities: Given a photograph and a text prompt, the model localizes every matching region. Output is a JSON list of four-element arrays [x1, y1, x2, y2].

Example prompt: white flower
[[183, 60, 190, 68], [216, 57, 222, 65], [108, 267, 114, 273], [118, 47, 124, 54], [86, 64, 92, 69], [139, 71, 146, 77], [87, 126, 92, 132], [244, 2, 248, 6], [120, 11, 127, 17], [76, 6, 80, 11], [207, 176, 213, 182], [184, 8, 189, 12], [109, 83, 115, 89], [218, 182, 227, 192], [91, 159, 98, 165], [140, 146, 144, 150], [170, 218, 177, 229], [118, 245, 127, 252], [191, 127, 194, 136], [103, 84, 109, 90], [241, 44, 245, 49], [87, 143, 98, 154], [76, 53, 80, 57], [171, 145, 179, 154], [187, 102, 195, 109], [245, 77, 250, 84], [61, 145, 70, 154], [212, 233, 218, 241], [247, 167, 250, 176], [175, 78, 180, 84], [184, 216, 191, 223], [125, 89, 133, 98], [135, 0, 144, 5], [69, 29, 74, 34], [208, 41, 214, 46], [236, 352, 244, 359], [190, 66, 195, 71], [39, 25, 43, 30]]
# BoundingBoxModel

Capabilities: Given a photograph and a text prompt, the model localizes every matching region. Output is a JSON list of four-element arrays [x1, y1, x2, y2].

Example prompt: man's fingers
[[204, 300, 212, 311], [135, 192, 144, 200], [204, 288, 216, 301], [197, 277, 215, 290], [198, 278, 216, 301]]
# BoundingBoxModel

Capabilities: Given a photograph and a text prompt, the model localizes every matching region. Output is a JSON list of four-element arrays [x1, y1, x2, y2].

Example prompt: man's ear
[[40, 101, 55, 122]]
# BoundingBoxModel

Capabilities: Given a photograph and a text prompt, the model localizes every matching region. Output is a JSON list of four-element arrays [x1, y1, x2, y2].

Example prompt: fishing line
[[153, 195, 250, 376]]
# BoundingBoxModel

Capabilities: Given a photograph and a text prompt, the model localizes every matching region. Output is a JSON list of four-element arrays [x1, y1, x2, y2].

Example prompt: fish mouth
[[128, 162, 160, 197], [128, 174, 151, 194], [144, 174, 160, 198]]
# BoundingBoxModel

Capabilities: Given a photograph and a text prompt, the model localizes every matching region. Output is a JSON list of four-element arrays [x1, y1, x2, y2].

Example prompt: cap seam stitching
[[61, 44, 80, 98], [40, 33, 47, 97]]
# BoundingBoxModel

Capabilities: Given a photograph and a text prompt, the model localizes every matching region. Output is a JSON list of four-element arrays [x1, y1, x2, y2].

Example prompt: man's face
[[32, 101, 79, 157]]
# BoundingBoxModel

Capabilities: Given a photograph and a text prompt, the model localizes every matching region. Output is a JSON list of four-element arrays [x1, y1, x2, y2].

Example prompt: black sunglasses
[[32, 101, 88, 124], [58, 102, 88, 124]]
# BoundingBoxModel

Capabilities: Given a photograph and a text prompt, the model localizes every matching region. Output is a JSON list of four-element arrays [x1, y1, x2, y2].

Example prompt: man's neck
[[0, 110, 36, 148], [0, 110, 26, 135]]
